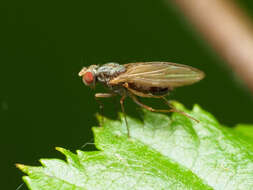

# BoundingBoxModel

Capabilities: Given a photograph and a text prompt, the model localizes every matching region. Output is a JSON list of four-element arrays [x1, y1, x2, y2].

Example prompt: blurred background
[[1, 0, 253, 189]]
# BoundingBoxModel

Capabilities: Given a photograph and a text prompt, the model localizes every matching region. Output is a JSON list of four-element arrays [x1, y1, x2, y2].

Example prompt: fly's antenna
[[78, 67, 88, 77]]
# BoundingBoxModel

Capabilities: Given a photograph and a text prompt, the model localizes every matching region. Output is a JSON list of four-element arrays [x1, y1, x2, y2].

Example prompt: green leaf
[[233, 124, 253, 144], [17, 103, 253, 190]]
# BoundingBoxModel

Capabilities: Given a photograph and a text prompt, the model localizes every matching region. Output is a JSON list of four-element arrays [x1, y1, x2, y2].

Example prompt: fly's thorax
[[96, 63, 126, 84]]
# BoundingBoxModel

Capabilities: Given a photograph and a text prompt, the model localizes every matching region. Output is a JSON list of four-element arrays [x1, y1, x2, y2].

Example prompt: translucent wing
[[109, 62, 205, 88]]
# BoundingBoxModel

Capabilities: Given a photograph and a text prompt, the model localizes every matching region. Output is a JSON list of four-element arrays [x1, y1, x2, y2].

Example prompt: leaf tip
[[192, 104, 202, 112], [92, 126, 103, 134], [95, 113, 103, 124], [55, 147, 64, 152], [170, 101, 186, 110], [16, 163, 28, 172], [56, 147, 75, 160]]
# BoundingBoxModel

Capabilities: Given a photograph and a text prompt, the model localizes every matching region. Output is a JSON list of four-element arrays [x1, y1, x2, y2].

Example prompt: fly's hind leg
[[161, 97, 199, 122], [129, 93, 198, 122], [95, 93, 116, 126]]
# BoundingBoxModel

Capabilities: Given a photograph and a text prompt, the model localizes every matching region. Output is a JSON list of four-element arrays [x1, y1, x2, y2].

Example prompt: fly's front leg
[[95, 93, 116, 126], [95, 93, 116, 98], [95, 93, 115, 111], [120, 94, 130, 137]]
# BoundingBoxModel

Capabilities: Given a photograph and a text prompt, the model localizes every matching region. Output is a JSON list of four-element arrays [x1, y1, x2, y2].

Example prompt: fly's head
[[78, 65, 99, 88]]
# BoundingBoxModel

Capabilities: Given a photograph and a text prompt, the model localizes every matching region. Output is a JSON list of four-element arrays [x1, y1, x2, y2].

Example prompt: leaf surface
[[17, 103, 253, 190]]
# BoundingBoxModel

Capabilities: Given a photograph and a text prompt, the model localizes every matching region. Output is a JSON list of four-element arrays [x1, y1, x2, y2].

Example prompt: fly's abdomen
[[149, 87, 169, 96], [128, 83, 169, 96]]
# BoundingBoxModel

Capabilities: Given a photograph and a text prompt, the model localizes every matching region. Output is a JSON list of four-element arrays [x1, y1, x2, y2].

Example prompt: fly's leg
[[95, 93, 116, 98], [161, 97, 199, 122], [130, 94, 199, 122], [95, 93, 115, 126], [120, 95, 130, 137], [129, 93, 175, 113]]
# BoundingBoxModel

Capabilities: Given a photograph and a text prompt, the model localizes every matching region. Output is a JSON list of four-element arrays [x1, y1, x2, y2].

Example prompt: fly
[[79, 62, 205, 137]]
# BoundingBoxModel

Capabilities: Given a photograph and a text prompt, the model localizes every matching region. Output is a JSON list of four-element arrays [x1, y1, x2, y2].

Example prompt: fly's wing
[[109, 62, 205, 88]]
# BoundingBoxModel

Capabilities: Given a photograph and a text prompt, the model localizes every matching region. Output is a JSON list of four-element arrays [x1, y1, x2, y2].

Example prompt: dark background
[[1, 0, 253, 189]]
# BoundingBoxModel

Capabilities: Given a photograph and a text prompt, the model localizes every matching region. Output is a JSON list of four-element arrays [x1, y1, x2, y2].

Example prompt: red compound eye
[[83, 72, 94, 85]]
